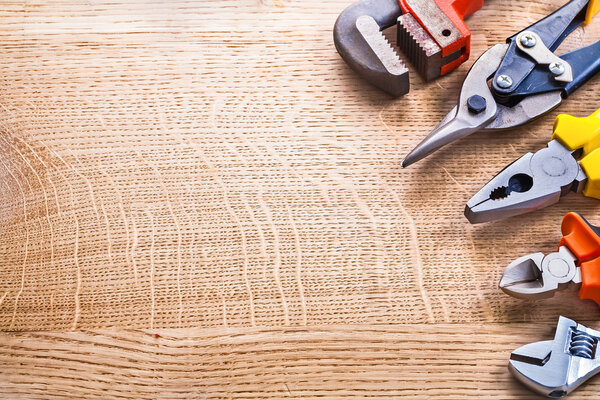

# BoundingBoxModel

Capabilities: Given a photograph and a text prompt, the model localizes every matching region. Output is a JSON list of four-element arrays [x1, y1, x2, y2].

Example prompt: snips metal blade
[[400, 44, 506, 167], [465, 140, 586, 224], [400, 42, 563, 168]]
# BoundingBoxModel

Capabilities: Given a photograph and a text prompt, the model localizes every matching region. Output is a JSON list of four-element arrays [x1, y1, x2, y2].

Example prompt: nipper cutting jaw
[[500, 211, 600, 307], [465, 140, 587, 224], [510, 316, 600, 398], [499, 247, 581, 300]]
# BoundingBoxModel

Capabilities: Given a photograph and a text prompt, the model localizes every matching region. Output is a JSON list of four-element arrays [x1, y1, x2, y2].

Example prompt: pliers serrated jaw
[[465, 107, 600, 223], [465, 140, 585, 224]]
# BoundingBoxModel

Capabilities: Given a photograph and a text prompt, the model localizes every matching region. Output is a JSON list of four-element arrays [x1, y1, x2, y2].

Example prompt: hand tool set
[[333, 0, 600, 396]]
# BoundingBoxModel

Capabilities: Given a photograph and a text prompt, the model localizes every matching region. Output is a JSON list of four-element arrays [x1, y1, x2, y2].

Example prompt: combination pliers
[[465, 109, 600, 224], [402, 0, 600, 167]]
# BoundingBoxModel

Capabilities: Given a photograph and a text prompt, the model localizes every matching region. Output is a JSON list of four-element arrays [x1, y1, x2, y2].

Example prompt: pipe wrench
[[333, 0, 484, 96]]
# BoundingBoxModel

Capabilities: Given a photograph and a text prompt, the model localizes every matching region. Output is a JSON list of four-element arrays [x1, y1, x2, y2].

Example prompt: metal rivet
[[549, 62, 565, 76], [547, 258, 570, 278], [520, 32, 537, 48], [496, 74, 513, 89], [467, 95, 487, 114]]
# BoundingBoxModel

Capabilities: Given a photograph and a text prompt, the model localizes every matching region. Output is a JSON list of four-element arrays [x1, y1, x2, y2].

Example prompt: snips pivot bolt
[[519, 31, 537, 48], [550, 62, 566, 76], [467, 95, 487, 114], [496, 74, 513, 89]]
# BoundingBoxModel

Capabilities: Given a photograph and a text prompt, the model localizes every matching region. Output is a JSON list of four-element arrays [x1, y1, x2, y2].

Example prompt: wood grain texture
[[1, 0, 600, 398], [2, 324, 600, 399]]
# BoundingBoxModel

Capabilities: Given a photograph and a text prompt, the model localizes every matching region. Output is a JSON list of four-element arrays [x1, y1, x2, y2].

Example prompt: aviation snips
[[402, 0, 600, 167]]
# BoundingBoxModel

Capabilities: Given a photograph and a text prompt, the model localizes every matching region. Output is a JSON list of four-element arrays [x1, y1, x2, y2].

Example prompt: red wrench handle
[[398, 0, 484, 75]]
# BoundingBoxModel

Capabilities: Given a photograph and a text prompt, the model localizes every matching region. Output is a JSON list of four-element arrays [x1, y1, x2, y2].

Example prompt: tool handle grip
[[563, 41, 600, 97], [559, 212, 600, 261], [436, 0, 483, 20], [552, 108, 600, 155], [580, 259, 600, 306], [579, 149, 600, 199], [558, 213, 600, 305], [553, 109, 600, 199], [585, 0, 600, 23]]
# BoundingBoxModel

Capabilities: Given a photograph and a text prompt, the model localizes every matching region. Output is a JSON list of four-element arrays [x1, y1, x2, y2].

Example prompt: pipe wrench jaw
[[510, 317, 600, 398], [396, 0, 480, 81], [465, 140, 585, 224], [333, 0, 409, 96], [334, 0, 484, 96]]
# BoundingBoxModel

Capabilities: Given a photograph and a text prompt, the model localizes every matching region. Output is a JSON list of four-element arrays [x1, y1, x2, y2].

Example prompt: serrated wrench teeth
[[333, 0, 409, 97], [356, 16, 408, 76]]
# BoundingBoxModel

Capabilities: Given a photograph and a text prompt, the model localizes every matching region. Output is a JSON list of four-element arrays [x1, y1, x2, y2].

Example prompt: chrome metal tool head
[[333, 0, 409, 96], [400, 44, 506, 167], [510, 316, 600, 398], [465, 140, 586, 224], [400, 42, 563, 168], [499, 246, 581, 300]]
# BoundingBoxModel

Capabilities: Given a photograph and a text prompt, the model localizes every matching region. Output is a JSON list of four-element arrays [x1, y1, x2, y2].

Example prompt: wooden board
[[1, 0, 600, 398], [2, 324, 600, 399]]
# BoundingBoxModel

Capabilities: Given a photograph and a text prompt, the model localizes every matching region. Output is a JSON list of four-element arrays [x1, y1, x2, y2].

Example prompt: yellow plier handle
[[586, 0, 600, 24], [552, 108, 600, 198]]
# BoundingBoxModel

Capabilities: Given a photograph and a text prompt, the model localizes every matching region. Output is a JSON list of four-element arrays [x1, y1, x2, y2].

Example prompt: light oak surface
[[1, 0, 600, 398]]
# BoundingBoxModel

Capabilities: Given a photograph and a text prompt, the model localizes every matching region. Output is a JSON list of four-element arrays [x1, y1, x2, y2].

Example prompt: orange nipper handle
[[559, 212, 600, 306], [579, 259, 600, 306]]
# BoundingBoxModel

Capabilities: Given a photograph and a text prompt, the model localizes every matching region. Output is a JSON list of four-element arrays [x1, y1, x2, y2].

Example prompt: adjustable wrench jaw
[[333, 0, 409, 96], [510, 316, 600, 398], [509, 339, 570, 398]]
